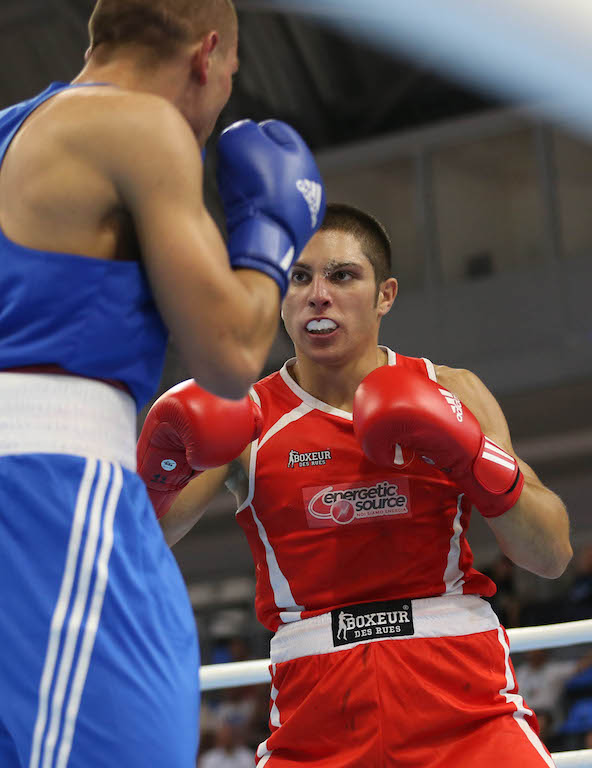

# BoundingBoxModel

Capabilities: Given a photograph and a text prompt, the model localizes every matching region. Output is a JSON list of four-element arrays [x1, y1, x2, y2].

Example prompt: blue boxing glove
[[217, 119, 326, 297]]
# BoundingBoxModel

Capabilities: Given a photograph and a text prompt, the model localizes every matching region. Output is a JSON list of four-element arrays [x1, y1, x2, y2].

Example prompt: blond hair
[[88, 0, 237, 60]]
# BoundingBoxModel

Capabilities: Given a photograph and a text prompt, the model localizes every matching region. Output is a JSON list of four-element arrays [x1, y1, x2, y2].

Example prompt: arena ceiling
[[0, 0, 501, 149]]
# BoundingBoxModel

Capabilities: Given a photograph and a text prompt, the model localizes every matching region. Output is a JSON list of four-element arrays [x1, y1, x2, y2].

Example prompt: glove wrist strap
[[228, 217, 294, 297], [459, 435, 524, 518]]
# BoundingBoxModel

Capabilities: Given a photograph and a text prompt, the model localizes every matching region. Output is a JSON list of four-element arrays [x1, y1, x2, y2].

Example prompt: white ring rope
[[552, 752, 592, 768], [507, 619, 592, 653], [200, 618, 592, 690], [200, 619, 592, 766]]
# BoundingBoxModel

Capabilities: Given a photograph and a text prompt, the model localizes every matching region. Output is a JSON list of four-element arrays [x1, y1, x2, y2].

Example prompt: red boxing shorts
[[256, 595, 554, 768]]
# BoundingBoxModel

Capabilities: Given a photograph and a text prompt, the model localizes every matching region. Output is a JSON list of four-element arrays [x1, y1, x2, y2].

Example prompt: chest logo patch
[[288, 449, 332, 468], [303, 479, 411, 528]]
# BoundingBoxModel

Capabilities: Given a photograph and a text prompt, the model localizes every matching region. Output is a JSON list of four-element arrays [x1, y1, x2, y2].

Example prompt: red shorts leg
[[256, 628, 555, 768]]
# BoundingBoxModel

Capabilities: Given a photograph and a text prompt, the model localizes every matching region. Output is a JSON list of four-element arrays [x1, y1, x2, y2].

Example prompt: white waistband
[[270, 594, 500, 664], [0, 373, 137, 471]]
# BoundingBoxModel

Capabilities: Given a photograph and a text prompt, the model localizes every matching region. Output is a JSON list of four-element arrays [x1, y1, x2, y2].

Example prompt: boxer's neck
[[72, 51, 186, 105], [290, 346, 388, 412]]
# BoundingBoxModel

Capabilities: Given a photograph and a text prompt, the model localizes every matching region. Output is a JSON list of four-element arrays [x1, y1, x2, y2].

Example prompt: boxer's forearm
[[485, 468, 572, 578], [160, 465, 230, 547], [230, 268, 282, 383]]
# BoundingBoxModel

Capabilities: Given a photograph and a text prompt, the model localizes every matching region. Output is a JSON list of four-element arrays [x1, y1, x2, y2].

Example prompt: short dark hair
[[88, 0, 237, 60], [319, 203, 392, 286]]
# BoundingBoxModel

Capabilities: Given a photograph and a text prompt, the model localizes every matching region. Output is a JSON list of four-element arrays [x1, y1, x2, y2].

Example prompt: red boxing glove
[[137, 380, 263, 519], [353, 366, 524, 518]]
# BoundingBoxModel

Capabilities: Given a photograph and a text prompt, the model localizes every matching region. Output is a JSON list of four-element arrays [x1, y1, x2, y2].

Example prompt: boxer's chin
[[297, 330, 349, 362]]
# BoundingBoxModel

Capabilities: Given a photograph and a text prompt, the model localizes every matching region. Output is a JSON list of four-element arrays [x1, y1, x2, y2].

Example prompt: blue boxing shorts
[[0, 374, 199, 768]]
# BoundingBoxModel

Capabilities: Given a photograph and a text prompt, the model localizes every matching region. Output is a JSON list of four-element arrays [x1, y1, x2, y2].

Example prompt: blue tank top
[[0, 82, 168, 410]]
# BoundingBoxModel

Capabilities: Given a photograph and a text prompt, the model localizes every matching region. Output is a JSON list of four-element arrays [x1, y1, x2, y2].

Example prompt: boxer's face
[[282, 229, 397, 365]]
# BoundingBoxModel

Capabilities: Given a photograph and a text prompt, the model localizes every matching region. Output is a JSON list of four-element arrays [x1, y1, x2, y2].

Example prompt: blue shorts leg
[[0, 718, 22, 768], [0, 454, 200, 768]]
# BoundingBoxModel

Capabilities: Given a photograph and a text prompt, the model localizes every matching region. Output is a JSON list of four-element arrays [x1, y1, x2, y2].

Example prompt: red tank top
[[236, 349, 495, 633]]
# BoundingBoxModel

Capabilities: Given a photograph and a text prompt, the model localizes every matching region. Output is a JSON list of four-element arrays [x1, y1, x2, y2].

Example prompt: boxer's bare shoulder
[[0, 86, 202, 262], [434, 364, 512, 448]]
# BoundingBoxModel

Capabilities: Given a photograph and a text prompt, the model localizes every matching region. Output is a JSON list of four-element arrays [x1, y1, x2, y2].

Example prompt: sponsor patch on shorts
[[331, 599, 415, 647], [303, 479, 411, 528]]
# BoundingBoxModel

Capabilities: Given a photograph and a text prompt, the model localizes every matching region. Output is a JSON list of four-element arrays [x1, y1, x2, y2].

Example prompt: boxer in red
[[140, 203, 572, 767]]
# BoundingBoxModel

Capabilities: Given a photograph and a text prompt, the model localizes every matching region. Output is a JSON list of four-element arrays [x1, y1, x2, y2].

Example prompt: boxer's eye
[[332, 270, 353, 282], [291, 270, 310, 284]]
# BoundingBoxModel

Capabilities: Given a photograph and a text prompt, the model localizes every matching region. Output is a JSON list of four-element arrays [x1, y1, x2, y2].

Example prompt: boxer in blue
[[0, 1, 325, 765]]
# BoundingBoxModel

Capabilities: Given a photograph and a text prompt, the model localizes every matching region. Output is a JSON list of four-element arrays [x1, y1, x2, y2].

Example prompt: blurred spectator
[[560, 698, 592, 750], [200, 634, 262, 764], [483, 555, 522, 627], [514, 650, 579, 737], [515, 648, 592, 748], [198, 699, 219, 757], [565, 659, 592, 699], [564, 544, 592, 621], [199, 715, 254, 768]]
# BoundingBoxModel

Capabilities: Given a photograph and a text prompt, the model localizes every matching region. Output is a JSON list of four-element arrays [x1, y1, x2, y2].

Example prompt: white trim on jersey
[[386, 347, 397, 366], [495, 627, 555, 767], [237, 392, 305, 620], [279, 361, 353, 421], [249, 386, 262, 408], [259, 403, 313, 450], [422, 357, 437, 382], [443, 494, 466, 595], [236, 438, 258, 516], [250, 502, 304, 621], [278, 346, 398, 421], [236, 382, 261, 516]]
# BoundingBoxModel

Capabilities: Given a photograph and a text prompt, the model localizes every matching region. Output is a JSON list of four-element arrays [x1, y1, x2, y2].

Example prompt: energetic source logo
[[303, 479, 411, 528]]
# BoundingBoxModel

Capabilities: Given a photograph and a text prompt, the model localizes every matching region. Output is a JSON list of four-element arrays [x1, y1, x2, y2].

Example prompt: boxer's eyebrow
[[293, 261, 360, 273], [325, 260, 359, 271], [322, 261, 361, 277]]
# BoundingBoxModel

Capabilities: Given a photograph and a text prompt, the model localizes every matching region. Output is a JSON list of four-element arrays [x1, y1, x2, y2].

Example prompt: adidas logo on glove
[[297, 179, 323, 228], [439, 388, 464, 422]]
